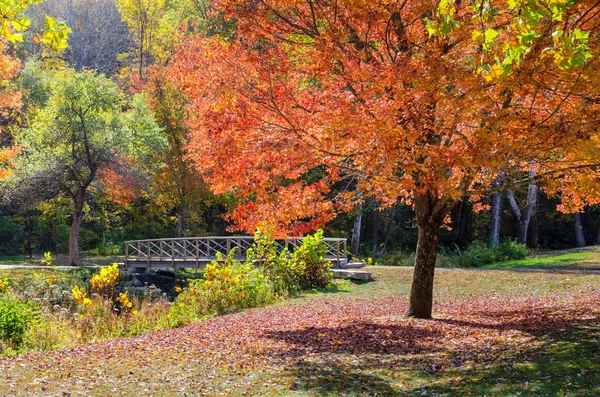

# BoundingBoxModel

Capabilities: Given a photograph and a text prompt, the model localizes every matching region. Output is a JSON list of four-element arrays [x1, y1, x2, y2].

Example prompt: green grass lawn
[[483, 250, 600, 269], [0, 253, 123, 267]]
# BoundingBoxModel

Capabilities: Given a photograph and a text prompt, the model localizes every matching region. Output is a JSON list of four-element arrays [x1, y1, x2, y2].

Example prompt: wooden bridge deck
[[124, 236, 348, 270]]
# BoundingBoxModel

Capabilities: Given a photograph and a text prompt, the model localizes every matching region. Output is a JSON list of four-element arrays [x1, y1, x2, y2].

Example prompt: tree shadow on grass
[[408, 323, 600, 396], [288, 359, 403, 396], [264, 321, 444, 357], [262, 303, 600, 396]]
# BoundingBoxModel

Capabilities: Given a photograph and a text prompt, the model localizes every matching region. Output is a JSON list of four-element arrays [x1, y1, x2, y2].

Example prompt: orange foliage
[[0, 39, 22, 179], [99, 161, 139, 205], [170, 1, 600, 234]]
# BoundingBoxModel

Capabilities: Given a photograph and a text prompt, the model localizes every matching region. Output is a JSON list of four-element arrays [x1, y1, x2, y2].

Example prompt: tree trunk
[[379, 205, 396, 255], [488, 192, 503, 247], [371, 206, 379, 254], [69, 198, 85, 266], [530, 211, 538, 248], [451, 200, 464, 247], [520, 177, 537, 245], [507, 171, 537, 245], [488, 176, 503, 248], [574, 212, 586, 247], [25, 211, 32, 259], [407, 193, 453, 319], [351, 205, 362, 257], [177, 205, 185, 237]]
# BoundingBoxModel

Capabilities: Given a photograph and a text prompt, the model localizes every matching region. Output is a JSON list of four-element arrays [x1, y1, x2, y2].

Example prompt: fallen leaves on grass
[[0, 288, 599, 395]]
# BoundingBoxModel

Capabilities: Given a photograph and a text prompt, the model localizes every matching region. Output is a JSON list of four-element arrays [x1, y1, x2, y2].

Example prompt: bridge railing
[[124, 236, 348, 268]]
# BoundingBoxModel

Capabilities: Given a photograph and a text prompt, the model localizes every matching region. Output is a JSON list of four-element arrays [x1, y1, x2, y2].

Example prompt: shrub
[[248, 228, 303, 297], [200, 251, 273, 313], [0, 297, 35, 349], [40, 252, 53, 266], [454, 239, 531, 267], [21, 272, 79, 313], [170, 250, 273, 325], [0, 278, 9, 294], [72, 286, 92, 308], [90, 263, 119, 298], [293, 229, 333, 289], [88, 242, 123, 256], [262, 252, 303, 296]]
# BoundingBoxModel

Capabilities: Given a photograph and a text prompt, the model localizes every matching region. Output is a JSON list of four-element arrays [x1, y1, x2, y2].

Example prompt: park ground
[[0, 252, 599, 396]]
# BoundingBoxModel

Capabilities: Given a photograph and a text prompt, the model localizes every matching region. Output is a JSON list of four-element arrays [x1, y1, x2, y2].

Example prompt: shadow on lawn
[[264, 304, 600, 396], [410, 323, 600, 396]]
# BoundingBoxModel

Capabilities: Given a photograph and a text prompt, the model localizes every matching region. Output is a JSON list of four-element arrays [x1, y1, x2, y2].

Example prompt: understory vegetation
[[0, 230, 333, 356], [373, 239, 532, 268]]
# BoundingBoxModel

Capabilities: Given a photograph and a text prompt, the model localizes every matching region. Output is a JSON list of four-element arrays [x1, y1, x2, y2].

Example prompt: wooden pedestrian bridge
[[124, 236, 348, 270]]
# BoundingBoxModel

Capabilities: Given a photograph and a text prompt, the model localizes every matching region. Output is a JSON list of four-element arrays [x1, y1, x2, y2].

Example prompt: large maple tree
[[171, 0, 600, 318]]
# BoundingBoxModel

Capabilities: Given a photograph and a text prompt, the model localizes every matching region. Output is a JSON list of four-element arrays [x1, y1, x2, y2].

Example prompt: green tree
[[8, 68, 164, 265]]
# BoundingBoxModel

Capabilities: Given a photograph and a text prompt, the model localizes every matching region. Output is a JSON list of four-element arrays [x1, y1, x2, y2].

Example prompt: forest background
[[0, 0, 597, 263]]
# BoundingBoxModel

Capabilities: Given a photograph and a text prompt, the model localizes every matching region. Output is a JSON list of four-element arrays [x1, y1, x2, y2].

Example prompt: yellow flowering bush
[[90, 263, 119, 295], [71, 286, 92, 308], [0, 278, 9, 294], [116, 292, 134, 313], [40, 252, 53, 266], [170, 251, 273, 325]]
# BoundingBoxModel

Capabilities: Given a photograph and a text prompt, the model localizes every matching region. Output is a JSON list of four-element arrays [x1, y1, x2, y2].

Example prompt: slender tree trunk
[[177, 205, 185, 237], [451, 200, 464, 247], [574, 212, 586, 247], [69, 198, 85, 266], [351, 205, 362, 257], [530, 211, 538, 248], [407, 193, 454, 319], [379, 205, 396, 255], [51, 220, 57, 252], [25, 211, 32, 259], [595, 219, 600, 246], [371, 206, 379, 254], [520, 177, 537, 245], [507, 171, 537, 245], [488, 191, 503, 247], [488, 175, 504, 247]]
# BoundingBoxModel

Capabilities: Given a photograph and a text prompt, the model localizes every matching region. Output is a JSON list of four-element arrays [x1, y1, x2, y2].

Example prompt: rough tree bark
[[574, 212, 586, 247], [69, 196, 85, 266], [407, 193, 455, 319]]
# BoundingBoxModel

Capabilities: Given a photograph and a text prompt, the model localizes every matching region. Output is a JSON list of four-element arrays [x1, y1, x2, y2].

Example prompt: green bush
[[0, 297, 35, 349], [248, 229, 303, 297], [453, 239, 531, 267], [170, 251, 273, 326], [88, 242, 123, 256], [79, 229, 102, 251], [293, 229, 333, 289]]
